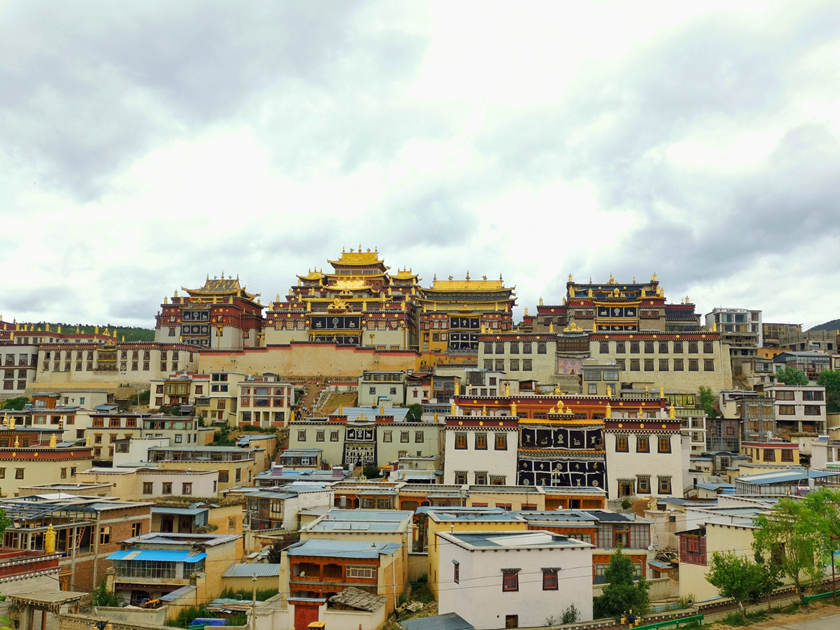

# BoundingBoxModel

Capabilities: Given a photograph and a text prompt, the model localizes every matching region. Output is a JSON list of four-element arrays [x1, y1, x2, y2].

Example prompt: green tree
[[801, 488, 840, 595], [817, 370, 840, 413], [698, 386, 719, 419], [754, 496, 826, 602], [91, 578, 121, 607], [775, 366, 809, 386], [266, 541, 284, 564], [706, 553, 778, 620], [0, 397, 28, 411], [593, 549, 650, 619], [406, 403, 423, 421], [363, 464, 381, 479]]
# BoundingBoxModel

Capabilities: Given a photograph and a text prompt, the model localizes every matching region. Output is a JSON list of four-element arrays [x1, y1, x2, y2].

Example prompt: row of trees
[[707, 488, 840, 620]]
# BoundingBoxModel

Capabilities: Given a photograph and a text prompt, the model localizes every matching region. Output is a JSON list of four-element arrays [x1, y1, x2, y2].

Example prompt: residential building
[[436, 530, 593, 628], [237, 373, 295, 428], [765, 385, 827, 435], [242, 483, 335, 531], [740, 441, 799, 466], [107, 532, 243, 605], [77, 467, 219, 500], [773, 351, 831, 380], [603, 416, 686, 499], [443, 417, 518, 486], [705, 308, 762, 347], [149, 371, 210, 410], [777, 328, 839, 354], [762, 323, 801, 348], [477, 333, 562, 386], [359, 371, 406, 406], [518, 510, 653, 583], [0, 496, 152, 591], [197, 371, 246, 424], [0, 343, 38, 398], [284, 539, 405, 614], [147, 446, 260, 491], [734, 468, 840, 495]]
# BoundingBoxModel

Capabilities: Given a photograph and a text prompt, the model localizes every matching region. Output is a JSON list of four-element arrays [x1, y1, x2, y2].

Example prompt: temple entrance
[[618, 480, 634, 497]]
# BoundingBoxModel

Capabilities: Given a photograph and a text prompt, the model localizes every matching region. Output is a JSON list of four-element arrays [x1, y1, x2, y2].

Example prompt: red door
[[294, 603, 319, 630]]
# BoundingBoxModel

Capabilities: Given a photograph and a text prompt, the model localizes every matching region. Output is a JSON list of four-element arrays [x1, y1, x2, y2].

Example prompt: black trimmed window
[[502, 568, 520, 592]]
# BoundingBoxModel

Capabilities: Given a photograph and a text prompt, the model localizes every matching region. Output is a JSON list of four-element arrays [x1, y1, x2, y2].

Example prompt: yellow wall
[[740, 445, 800, 466], [679, 523, 758, 602], [208, 504, 245, 535], [158, 459, 255, 491], [197, 344, 418, 378], [0, 457, 94, 497]]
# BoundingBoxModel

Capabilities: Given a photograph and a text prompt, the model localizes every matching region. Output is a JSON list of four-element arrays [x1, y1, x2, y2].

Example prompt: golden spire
[[511, 401, 517, 416], [49, 434, 57, 448], [568, 273, 573, 282], [549, 322, 554, 333], [454, 379, 460, 396], [711, 320, 717, 332], [644, 385, 649, 396], [605, 402, 611, 418], [593, 322, 597, 332], [14, 435, 19, 448], [379, 404, 385, 416], [660, 385, 665, 398], [539, 297, 543, 306], [606, 385, 612, 398], [450, 400, 456, 416], [569, 286, 576, 298], [669, 403, 675, 419], [609, 274, 615, 284], [8, 415, 15, 430], [524, 307, 529, 317], [505, 382, 510, 396], [652, 272, 658, 282], [588, 288, 593, 298]]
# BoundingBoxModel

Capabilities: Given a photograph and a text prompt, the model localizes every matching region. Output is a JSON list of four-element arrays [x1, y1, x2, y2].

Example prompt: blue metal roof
[[107, 549, 208, 563], [287, 539, 401, 558]]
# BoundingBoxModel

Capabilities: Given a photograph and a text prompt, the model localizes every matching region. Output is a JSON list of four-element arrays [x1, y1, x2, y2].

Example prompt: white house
[[437, 530, 593, 629], [443, 417, 518, 486], [604, 416, 687, 499]]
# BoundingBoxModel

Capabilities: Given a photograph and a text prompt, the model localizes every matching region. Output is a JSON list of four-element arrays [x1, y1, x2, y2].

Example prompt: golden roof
[[330, 278, 371, 291], [185, 276, 259, 301], [329, 249, 384, 267], [428, 278, 508, 292], [392, 269, 417, 280], [297, 271, 325, 281]]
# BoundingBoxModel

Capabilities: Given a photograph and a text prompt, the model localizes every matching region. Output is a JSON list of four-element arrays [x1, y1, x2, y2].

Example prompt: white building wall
[[605, 431, 685, 500], [437, 534, 593, 629], [443, 428, 517, 486]]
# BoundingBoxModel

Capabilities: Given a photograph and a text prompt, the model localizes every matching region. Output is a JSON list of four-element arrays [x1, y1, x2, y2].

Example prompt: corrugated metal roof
[[151, 506, 208, 516], [736, 469, 840, 485], [107, 549, 207, 563], [287, 539, 401, 558], [223, 563, 281, 578], [401, 614, 474, 630]]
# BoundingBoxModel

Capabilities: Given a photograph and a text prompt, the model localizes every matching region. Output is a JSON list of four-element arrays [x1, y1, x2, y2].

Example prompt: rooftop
[[442, 530, 591, 550], [223, 563, 281, 578], [287, 539, 401, 558], [121, 532, 240, 547]]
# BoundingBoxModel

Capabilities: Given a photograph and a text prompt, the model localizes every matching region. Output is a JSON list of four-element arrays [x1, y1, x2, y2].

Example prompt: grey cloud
[[0, 1, 426, 199]]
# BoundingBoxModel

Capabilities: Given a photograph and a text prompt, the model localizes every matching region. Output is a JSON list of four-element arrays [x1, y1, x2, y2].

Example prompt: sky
[[2, 0, 840, 330]]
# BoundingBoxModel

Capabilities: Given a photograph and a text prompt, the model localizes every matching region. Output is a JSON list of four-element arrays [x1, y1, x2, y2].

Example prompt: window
[[616, 358, 626, 371], [502, 569, 520, 592], [804, 406, 822, 416], [489, 475, 506, 485], [509, 359, 519, 371], [704, 359, 714, 371], [616, 342, 626, 353], [60, 467, 67, 479], [400, 431, 410, 443], [316, 430, 325, 442], [99, 526, 111, 544], [383, 430, 392, 442], [803, 390, 824, 401], [780, 449, 794, 462], [510, 342, 519, 354], [673, 358, 684, 371], [495, 359, 504, 371], [659, 341, 669, 353], [453, 561, 460, 584], [142, 482, 153, 495], [644, 341, 654, 354], [474, 471, 488, 485], [537, 343, 547, 354], [600, 342, 609, 354], [505, 616, 518, 629], [703, 341, 714, 353], [162, 482, 173, 494], [637, 475, 651, 493], [659, 359, 669, 371], [688, 341, 699, 353], [454, 433, 468, 449], [630, 342, 640, 354], [0, 468, 5, 479], [588, 383, 598, 394], [658, 436, 671, 453], [688, 359, 699, 372], [630, 359, 640, 371], [297, 430, 306, 441], [614, 529, 630, 547], [182, 482, 192, 495], [346, 566, 376, 579], [330, 430, 339, 442], [778, 405, 795, 415], [636, 436, 649, 453], [775, 390, 795, 401], [658, 476, 672, 494], [131, 522, 142, 537], [542, 568, 559, 590], [522, 359, 532, 371], [174, 433, 183, 443], [644, 359, 654, 371], [495, 433, 508, 450], [522, 342, 532, 354], [454, 471, 468, 484], [484, 342, 493, 354], [415, 431, 424, 443], [15, 468, 23, 480], [475, 433, 488, 449], [763, 449, 776, 462], [616, 436, 629, 452]]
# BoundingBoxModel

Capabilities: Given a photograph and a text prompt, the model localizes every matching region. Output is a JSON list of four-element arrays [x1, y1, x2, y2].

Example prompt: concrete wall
[[443, 427, 517, 485]]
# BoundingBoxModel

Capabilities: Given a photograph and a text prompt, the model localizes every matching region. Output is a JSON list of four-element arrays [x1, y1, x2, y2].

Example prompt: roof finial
[[465, 271, 470, 281]]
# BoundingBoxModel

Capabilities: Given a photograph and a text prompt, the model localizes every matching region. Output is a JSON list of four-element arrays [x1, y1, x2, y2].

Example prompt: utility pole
[[251, 574, 257, 630]]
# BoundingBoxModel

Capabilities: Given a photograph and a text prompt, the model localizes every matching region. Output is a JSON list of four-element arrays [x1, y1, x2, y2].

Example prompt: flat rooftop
[[442, 530, 591, 550]]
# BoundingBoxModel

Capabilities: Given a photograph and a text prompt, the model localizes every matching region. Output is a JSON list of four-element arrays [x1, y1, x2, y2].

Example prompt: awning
[[107, 549, 207, 563]]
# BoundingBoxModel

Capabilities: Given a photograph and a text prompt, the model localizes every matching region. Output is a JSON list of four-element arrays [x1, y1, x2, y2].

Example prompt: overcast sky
[[3, 1, 840, 330]]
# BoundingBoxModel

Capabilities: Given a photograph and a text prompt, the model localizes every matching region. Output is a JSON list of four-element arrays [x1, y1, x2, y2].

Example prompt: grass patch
[[719, 609, 769, 626], [219, 587, 279, 602]]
